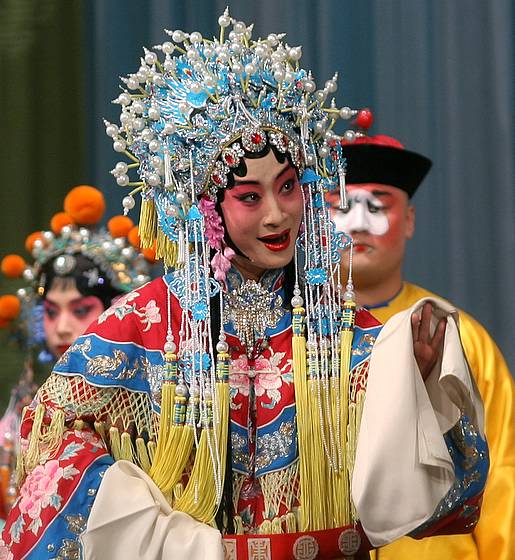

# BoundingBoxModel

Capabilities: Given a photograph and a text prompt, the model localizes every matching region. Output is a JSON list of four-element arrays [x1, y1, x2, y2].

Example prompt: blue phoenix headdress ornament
[[107, 9, 359, 272]]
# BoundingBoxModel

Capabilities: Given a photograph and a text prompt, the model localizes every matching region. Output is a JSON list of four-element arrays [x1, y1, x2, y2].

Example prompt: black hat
[[341, 135, 432, 198]]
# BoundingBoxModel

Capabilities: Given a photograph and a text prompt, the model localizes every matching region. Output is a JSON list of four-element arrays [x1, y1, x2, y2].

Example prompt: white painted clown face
[[327, 184, 415, 288], [331, 188, 389, 237]]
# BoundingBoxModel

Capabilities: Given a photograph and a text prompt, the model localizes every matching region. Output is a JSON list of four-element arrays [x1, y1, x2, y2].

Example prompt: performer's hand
[[411, 302, 447, 380]]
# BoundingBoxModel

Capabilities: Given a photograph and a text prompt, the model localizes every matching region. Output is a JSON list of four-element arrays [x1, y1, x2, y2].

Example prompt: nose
[[55, 310, 74, 340], [262, 193, 286, 228], [347, 201, 370, 233]]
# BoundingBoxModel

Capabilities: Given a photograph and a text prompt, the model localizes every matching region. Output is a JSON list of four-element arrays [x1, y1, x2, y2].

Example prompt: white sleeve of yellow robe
[[80, 460, 224, 560], [352, 297, 485, 547]]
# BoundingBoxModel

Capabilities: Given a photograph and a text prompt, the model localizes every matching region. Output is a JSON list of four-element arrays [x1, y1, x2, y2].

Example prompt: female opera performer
[[1, 12, 488, 560]]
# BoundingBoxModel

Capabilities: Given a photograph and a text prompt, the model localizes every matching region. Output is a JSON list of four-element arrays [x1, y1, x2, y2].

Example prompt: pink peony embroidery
[[18, 460, 64, 521], [138, 299, 162, 332], [229, 351, 292, 407], [98, 291, 140, 324]]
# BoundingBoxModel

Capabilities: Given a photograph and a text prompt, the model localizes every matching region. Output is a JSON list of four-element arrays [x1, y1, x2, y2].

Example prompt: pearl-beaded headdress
[[105, 12, 363, 521], [107, 8, 360, 272]]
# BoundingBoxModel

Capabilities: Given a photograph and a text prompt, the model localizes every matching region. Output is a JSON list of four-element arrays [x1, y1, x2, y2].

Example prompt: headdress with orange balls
[[0, 185, 152, 337]]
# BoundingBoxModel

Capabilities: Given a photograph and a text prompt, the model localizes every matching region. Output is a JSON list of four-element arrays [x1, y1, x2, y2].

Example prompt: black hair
[[39, 253, 122, 310]]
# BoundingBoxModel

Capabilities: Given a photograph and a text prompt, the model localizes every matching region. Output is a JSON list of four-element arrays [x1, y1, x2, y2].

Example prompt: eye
[[236, 192, 260, 203], [281, 179, 296, 193], [333, 199, 353, 214], [73, 305, 94, 319], [367, 200, 384, 214], [44, 306, 58, 320]]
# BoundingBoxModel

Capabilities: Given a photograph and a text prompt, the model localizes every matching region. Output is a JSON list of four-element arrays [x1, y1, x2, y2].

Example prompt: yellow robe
[[369, 282, 515, 560]]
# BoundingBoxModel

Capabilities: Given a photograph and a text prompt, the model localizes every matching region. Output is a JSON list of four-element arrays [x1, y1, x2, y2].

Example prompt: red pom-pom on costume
[[108, 216, 134, 238], [64, 186, 106, 225], [50, 212, 75, 235], [354, 108, 374, 130], [25, 232, 44, 253], [1, 255, 26, 278], [0, 295, 21, 321]]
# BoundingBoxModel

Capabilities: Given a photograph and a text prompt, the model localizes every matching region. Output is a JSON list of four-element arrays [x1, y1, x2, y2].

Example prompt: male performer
[[328, 134, 514, 560]]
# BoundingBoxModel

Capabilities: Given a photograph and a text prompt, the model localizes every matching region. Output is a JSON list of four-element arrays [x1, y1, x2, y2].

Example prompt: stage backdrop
[[0, 1, 513, 409], [85, 0, 515, 372]]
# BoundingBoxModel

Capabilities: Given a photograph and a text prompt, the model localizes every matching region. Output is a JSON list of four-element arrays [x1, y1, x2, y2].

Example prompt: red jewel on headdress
[[223, 153, 235, 166], [212, 174, 224, 186], [242, 127, 267, 152], [355, 108, 374, 130]]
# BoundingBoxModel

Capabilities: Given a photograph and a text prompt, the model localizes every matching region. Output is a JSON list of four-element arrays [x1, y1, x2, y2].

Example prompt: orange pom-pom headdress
[[63, 185, 106, 225], [107, 215, 134, 238], [0, 295, 21, 321], [1, 255, 26, 278], [50, 212, 75, 235], [25, 232, 43, 253]]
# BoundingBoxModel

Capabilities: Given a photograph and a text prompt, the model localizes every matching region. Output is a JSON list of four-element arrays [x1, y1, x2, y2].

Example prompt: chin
[[260, 252, 294, 270]]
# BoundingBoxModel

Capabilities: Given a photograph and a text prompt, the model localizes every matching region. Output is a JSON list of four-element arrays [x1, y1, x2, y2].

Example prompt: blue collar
[[363, 285, 403, 310]]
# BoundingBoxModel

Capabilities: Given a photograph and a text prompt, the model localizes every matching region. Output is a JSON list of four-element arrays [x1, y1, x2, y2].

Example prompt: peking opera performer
[[1, 10, 488, 560]]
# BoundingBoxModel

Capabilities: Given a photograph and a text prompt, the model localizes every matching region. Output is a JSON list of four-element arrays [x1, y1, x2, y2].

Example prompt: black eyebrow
[[233, 164, 293, 187], [371, 190, 393, 197]]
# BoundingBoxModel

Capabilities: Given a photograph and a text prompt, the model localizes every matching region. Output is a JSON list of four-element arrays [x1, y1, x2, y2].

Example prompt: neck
[[354, 272, 403, 308], [232, 256, 265, 282]]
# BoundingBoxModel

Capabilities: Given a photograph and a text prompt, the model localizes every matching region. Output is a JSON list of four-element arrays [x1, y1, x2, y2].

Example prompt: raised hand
[[411, 302, 447, 380]]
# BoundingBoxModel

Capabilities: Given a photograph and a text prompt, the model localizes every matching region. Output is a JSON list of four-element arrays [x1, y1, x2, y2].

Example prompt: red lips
[[258, 229, 291, 252]]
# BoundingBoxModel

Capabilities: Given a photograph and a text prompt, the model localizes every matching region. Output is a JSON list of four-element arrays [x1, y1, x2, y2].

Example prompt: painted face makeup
[[331, 189, 389, 236], [328, 183, 414, 287], [220, 150, 304, 280], [43, 284, 105, 358]]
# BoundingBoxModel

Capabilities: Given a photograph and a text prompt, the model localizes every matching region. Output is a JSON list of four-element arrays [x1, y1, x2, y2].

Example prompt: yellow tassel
[[259, 519, 272, 534], [174, 382, 229, 523], [139, 198, 157, 248], [173, 481, 184, 502], [149, 381, 176, 477], [291, 312, 311, 530], [43, 409, 65, 456], [109, 426, 122, 461], [327, 327, 355, 527], [147, 440, 156, 463], [73, 419, 85, 430], [149, 373, 196, 494], [24, 404, 45, 474], [271, 517, 283, 534], [233, 515, 244, 535], [94, 421, 108, 447], [285, 512, 297, 533], [155, 229, 178, 269], [292, 307, 329, 531], [120, 431, 135, 461], [152, 425, 194, 493], [136, 437, 151, 472], [307, 376, 330, 529]]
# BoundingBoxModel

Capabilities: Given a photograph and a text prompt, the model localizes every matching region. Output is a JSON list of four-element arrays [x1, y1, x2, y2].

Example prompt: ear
[[405, 204, 415, 239]]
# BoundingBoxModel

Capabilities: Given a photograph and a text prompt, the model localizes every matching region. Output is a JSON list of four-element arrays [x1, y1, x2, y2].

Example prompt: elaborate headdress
[[107, 10, 366, 533], [0, 185, 152, 350]]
